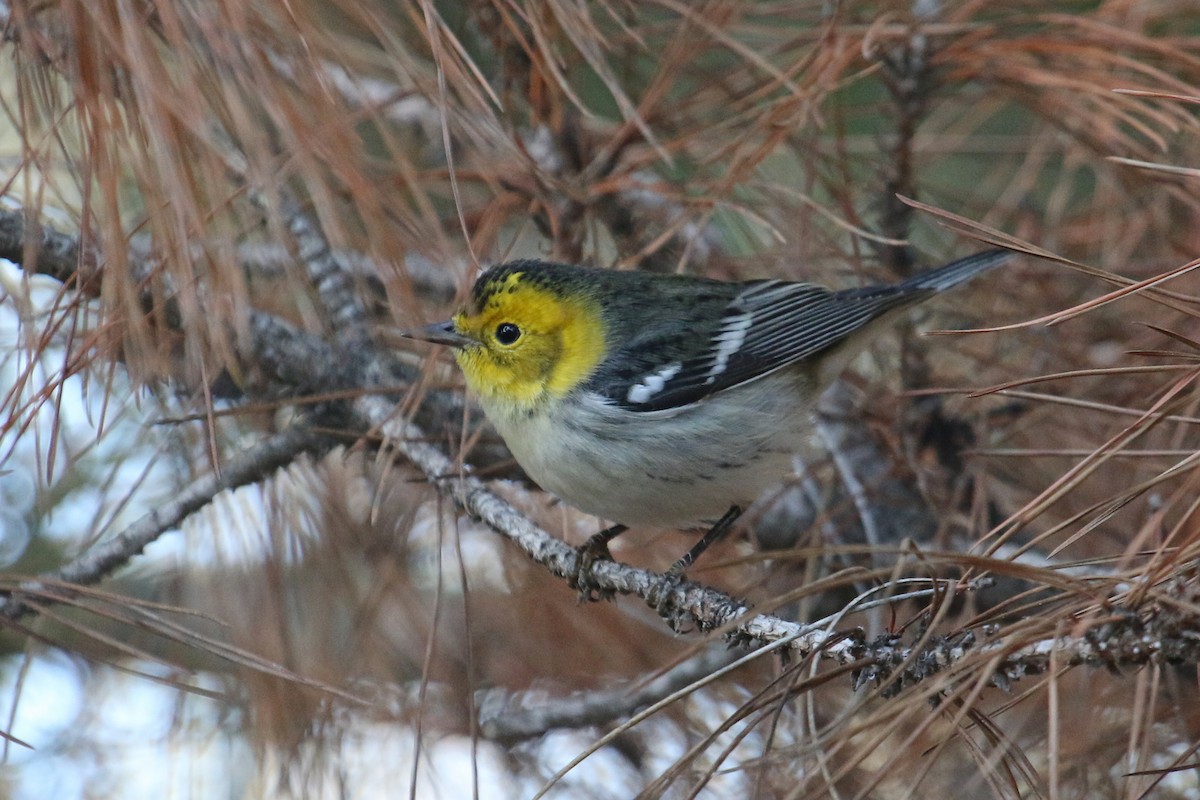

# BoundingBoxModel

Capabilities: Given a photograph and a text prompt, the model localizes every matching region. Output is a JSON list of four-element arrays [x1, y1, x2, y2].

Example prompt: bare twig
[[0, 426, 316, 621], [478, 644, 745, 743]]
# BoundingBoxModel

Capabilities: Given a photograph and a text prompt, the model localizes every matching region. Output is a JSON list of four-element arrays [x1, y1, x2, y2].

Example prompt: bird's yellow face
[[445, 272, 607, 415]]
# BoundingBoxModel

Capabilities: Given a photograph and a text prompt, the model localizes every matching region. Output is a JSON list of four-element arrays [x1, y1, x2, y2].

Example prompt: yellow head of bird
[[410, 270, 608, 415]]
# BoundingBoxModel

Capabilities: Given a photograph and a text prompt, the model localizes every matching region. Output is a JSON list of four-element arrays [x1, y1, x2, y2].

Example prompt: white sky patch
[[626, 360, 682, 404], [0, 655, 245, 800], [706, 311, 753, 384]]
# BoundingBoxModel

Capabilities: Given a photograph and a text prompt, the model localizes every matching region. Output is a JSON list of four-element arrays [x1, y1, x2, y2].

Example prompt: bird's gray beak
[[401, 319, 475, 348]]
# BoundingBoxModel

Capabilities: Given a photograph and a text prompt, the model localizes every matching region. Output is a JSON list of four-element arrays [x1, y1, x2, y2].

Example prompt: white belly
[[484, 370, 814, 528]]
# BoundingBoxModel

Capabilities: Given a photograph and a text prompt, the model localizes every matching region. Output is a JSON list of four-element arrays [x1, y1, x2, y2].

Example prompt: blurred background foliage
[[1, 0, 1200, 797]]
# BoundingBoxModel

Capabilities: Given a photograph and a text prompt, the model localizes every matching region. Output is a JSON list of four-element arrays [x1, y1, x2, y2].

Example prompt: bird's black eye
[[495, 322, 522, 345]]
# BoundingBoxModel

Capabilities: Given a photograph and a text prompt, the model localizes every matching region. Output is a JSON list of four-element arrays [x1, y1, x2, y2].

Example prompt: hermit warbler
[[407, 250, 1009, 592]]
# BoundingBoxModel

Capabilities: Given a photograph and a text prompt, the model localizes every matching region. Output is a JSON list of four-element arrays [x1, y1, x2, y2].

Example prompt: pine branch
[[0, 427, 317, 622]]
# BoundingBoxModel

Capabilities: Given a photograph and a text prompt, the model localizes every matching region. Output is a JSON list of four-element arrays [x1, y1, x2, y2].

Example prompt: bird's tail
[[900, 249, 1014, 293], [813, 249, 1014, 387]]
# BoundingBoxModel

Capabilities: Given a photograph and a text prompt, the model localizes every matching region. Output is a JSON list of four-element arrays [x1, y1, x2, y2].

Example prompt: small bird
[[406, 250, 1010, 597]]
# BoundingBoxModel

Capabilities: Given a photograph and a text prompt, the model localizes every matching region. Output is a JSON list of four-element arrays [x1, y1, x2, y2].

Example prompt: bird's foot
[[570, 538, 617, 603]]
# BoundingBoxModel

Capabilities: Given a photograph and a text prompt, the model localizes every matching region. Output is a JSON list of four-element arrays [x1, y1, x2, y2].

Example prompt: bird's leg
[[649, 505, 743, 620], [570, 523, 628, 602], [670, 505, 743, 575]]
